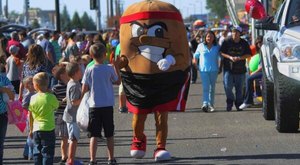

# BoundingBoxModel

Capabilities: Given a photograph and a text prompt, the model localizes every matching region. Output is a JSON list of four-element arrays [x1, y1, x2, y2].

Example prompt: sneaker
[[239, 103, 251, 110], [208, 105, 215, 112], [130, 135, 147, 159], [201, 105, 208, 112], [154, 148, 171, 162], [23, 155, 28, 160], [88, 161, 97, 165], [119, 107, 128, 113], [59, 159, 67, 165], [107, 159, 117, 165]]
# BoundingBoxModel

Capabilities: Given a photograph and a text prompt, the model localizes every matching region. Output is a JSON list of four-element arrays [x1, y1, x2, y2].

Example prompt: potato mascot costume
[[119, 0, 190, 161]]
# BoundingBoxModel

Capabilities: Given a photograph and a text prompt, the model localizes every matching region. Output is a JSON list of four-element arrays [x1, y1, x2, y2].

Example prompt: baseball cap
[[232, 26, 243, 33], [9, 45, 19, 54]]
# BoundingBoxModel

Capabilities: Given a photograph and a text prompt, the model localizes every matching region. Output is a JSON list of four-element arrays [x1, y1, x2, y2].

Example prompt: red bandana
[[120, 11, 183, 24]]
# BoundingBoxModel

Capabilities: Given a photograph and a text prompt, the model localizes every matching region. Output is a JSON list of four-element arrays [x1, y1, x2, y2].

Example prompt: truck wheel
[[261, 54, 274, 120], [273, 58, 300, 133]]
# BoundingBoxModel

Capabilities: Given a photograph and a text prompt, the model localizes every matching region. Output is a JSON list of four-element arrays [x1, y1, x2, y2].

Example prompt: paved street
[[3, 76, 300, 165]]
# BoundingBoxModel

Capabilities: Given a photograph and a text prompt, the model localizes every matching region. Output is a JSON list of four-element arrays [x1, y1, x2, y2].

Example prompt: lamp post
[[189, 4, 195, 16], [200, 1, 203, 15], [186, 7, 189, 19], [189, 4, 195, 21]]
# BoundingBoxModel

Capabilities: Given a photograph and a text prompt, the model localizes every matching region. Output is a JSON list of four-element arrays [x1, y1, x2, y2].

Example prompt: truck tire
[[273, 58, 300, 133], [261, 54, 274, 120]]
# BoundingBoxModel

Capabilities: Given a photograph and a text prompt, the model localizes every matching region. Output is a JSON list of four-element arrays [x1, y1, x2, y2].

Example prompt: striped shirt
[[52, 81, 67, 114], [0, 75, 13, 114]]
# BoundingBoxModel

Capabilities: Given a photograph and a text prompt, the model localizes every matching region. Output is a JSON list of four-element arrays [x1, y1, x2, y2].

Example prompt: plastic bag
[[7, 100, 27, 125], [76, 91, 90, 132], [62, 107, 73, 123]]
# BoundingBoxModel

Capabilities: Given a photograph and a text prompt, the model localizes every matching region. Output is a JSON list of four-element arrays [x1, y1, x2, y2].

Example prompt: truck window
[[273, 0, 286, 25], [287, 0, 300, 26]]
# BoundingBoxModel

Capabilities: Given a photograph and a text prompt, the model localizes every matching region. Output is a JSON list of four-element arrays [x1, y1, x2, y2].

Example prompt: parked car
[[0, 24, 29, 39], [255, 0, 300, 132], [27, 28, 55, 38]]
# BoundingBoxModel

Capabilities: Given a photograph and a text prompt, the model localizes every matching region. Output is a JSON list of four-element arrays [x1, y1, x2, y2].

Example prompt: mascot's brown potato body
[[119, 0, 190, 161]]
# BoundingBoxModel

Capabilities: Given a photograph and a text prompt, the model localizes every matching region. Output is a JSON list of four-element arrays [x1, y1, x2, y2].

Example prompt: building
[[28, 8, 55, 28]]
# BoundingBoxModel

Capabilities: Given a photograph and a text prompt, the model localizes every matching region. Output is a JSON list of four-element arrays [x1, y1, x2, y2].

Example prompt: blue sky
[[8, 0, 207, 25]]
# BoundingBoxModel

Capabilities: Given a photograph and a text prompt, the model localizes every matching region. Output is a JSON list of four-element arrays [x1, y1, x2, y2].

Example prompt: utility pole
[[110, 0, 114, 17], [55, 0, 60, 32], [24, 0, 29, 26], [96, 0, 101, 30]]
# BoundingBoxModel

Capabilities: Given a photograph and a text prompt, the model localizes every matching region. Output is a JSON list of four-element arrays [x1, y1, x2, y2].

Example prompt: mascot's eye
[[147, 25, 164, 38], [132, 24, 144, 37]]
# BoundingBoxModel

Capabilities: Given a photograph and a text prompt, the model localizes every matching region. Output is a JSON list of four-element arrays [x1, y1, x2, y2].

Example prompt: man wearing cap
[[220, 26, 251, 111]]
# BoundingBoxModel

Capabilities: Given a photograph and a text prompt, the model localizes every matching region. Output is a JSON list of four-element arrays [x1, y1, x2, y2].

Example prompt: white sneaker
[[208, 105, 215, 112], [239, 103, 251, 109]]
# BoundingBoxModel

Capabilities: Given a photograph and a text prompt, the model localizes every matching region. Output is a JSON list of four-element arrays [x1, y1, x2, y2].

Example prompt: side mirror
[[255, 22, 279, 30], [255, 16, 279, 30]]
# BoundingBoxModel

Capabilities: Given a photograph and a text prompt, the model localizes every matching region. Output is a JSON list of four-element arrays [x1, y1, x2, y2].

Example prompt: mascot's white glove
[[157, 55, 176, 71]]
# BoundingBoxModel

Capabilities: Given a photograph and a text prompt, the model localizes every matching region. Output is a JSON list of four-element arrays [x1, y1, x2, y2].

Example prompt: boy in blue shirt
[[82, 43, 121, 165], [64, 62, 82, 165]]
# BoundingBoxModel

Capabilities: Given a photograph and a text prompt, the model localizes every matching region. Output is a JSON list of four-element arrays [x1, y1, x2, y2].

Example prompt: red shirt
[[6, 39, 27, 59]]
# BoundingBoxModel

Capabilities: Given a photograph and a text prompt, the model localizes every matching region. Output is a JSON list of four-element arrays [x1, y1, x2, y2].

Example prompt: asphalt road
[[3, 75, 300, 165]]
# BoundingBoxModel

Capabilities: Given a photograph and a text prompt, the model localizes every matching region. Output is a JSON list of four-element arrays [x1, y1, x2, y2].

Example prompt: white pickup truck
[[255, 0, 300, 133]]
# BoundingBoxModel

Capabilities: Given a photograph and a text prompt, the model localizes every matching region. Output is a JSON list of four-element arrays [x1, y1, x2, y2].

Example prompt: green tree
[[71, 11, 82, 30], [81, 12, 96, 30], [8, 11, 22, 23], [60, 5, 71, 31], [88, 16, 96, 30], [31, 18, 40, 29], [206, 0, 228, 19]]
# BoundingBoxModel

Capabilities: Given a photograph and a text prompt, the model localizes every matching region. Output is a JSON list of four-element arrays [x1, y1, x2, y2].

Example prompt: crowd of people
[[190, 25, 263, 112], [0, 29, 122, 165], [0, 24, 265, 165]]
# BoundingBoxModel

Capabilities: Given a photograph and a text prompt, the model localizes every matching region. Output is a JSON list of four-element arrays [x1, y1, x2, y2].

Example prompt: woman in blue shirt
[[193, 31, 220, 112]]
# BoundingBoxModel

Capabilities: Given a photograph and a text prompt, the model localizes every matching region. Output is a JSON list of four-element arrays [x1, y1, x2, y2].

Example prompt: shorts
[[88, 106, 114, 138], [66, 122, 80, 141], [119, 82, 125, 95], [55, 114, 68, 138]]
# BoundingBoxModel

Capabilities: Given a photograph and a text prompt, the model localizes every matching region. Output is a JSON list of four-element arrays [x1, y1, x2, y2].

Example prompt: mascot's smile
[[138, 45, 164, 63]]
